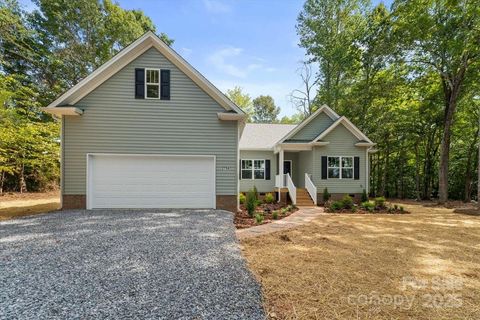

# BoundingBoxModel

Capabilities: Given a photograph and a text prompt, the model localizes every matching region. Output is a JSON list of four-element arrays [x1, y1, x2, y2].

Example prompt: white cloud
[[207, 47, 264, 78], [203, 0, 232, 13]]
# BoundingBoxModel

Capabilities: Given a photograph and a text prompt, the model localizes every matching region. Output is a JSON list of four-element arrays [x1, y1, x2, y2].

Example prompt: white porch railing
[[286, 173, 296, 205], [305, 173, 317, 205]]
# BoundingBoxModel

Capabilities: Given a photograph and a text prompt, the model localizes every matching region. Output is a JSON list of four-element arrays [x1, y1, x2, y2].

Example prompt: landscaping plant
[[264, 192, 275, 204], [323, 188, 331, 202], [374, 197, 386, 209], [255, 213, 264, 224], [361, 189, 368, 202], [272, 211, 279, 220], [361, 201, 375, 212], [239, 193, 246, 204], [245, 190, 257, 217], [341, 195, 354, 209]]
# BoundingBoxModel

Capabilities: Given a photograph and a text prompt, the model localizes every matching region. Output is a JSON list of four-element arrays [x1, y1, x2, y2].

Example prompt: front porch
[[274, 147, 317, 207]]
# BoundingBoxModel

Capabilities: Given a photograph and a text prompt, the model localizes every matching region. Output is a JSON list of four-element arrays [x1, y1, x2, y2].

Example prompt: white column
[[278, 148, 284, 202]]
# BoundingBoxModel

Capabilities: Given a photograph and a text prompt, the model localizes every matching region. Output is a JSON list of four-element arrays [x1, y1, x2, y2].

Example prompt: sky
[[19, 0, 392, 117]]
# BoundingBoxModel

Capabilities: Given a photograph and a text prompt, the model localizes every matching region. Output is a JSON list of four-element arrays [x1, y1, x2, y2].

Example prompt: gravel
[[0, 209, 265, 320]]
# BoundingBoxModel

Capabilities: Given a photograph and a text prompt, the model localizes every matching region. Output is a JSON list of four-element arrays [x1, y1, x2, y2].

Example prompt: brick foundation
[[62, 195, 86, 210], [317, 193, 362, 205], [216, 195, 237, 213], [62, 194, 238, 212]]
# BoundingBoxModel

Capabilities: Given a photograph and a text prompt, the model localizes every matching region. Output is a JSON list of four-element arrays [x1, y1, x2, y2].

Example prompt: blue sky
[[20, 0, 392, 117]]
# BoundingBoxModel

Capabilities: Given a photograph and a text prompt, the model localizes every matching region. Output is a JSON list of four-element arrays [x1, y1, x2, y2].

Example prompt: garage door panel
[[88, 155, 215, 209]]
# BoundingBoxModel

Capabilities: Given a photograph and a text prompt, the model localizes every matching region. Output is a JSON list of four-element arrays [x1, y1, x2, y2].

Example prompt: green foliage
[[251, 95, 281, 123], [225, 86, 253, 121], [374, 197, 386, 208], [329, 201, 343, 211], [323, 188, 331, 202], [239, 193, 246, 205], [252, 185, 259, 201], [341, 195, 354, 209], [361, 189, 368, 203], [255, 213, 264, 224], [361, 201, 375, 212], [272, 211, 279, 220], [245, 190, 257, 217], [264, 192, 275, 204]]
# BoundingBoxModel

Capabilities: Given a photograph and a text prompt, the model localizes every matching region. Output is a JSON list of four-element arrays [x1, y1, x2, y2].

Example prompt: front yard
[[0, 191, 60, 220], [241, 203, 480, 319]]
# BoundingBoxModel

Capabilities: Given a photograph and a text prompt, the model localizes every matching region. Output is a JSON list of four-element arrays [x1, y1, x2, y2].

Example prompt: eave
[[43, 106, 83, 116], [217, 112, 247, 121]]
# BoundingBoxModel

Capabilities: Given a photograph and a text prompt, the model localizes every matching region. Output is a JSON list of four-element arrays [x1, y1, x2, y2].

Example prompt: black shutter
[[135, 68, 145, 99], [354, 156, 360, 180], [321, 156, 328, 180], [239, 159, 242, 180], [160, 69, 170, 100], [265, 160, 271, 180]]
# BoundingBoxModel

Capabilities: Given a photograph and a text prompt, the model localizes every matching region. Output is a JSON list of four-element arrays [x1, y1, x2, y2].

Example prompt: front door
[[283, 160, 292, 177]]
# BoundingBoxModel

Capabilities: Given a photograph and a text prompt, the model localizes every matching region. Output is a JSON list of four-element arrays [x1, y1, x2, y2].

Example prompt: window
[[328, 156, 353, 179], [241, 159, 265, 180], [145, 69, 160, 99]]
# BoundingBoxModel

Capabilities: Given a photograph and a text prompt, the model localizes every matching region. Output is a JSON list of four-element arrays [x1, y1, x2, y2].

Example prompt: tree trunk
[[0, 171, 4, 195], [19, 164, 27, 193], [478, 111, 480, 209], [464, 127, 479, 202], [415, 143, 421, 200]]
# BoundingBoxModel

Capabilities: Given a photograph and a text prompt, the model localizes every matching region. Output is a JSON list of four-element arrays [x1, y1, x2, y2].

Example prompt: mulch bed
[[326, 208, 409, 214], [235, 203, 298, 229]]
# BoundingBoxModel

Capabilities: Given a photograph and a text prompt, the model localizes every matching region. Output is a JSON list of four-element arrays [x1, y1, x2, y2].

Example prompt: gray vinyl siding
[[297, 151, 313, 188], [239, 150, 276, 193], [287, 112, 335, 141], [63, 47, 238, 195], [312, 125, 367, 194]]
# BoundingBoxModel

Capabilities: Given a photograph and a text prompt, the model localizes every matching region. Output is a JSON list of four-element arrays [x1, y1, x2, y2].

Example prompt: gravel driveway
[[0, 209, 265, 319]]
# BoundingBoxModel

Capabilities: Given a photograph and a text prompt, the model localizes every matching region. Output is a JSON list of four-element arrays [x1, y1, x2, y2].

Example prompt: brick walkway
[[236, 206, 326, 240]]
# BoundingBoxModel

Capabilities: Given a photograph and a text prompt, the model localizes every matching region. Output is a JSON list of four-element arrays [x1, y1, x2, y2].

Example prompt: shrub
[[393, 204, 398, 210], [361, 189, 368, 202], [264, 192, 275, 204], [255, 199, 263, 206], [281, 207, 289, 215], [255, 213, 264, 224], [329, 201, 343, 211], [272, 211, 279, 220], [253, 185, 259, 201], [400, 206, 405, 213], [323, 188, 331, 202], [245, 190, 257, 217], [351, 206, 357, 213], [341, 195, 354, 209], [239, 193, 246, 204], [361, 201, 375, 212], [374, 197, 386, 208]]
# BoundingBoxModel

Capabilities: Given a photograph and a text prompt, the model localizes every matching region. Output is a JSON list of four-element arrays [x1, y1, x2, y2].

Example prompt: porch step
[[295, 188, 315, 206]]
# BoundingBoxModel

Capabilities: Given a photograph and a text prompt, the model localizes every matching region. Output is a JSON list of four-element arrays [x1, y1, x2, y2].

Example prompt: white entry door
[[87, 154, 215, 209]]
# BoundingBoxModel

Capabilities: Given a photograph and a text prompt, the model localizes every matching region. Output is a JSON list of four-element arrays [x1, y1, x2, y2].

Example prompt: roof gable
[[44, 31, 244, 115], [286, 111, 334, 142], [278, 105, 339, 143], [313, 116, 373, 144]]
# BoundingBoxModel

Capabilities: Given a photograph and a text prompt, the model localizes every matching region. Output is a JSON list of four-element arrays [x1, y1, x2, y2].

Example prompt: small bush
[[400, 206, 405, 213], [255, 213, 264, 224], [393, 204, 398, 210], [272, 211, 279, 220], [253, 185, 259, 201], [341, 195, 354, 209], [264, 192, 275, 204], [330, 201, 343, 211], [361, 189, 368, 202], [361, 201, 375, 212], [281, 207, 289, 215], [323, 188, 331, 202], [351, 206, 357, 213], [245, 190, 257, 217], [374, 197, 386, 208], [239, 193, 246, 204], [255, 199, 263, 206]]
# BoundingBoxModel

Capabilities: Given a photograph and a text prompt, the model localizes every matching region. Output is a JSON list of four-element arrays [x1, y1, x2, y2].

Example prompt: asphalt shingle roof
[[239, 123, 297, 150]]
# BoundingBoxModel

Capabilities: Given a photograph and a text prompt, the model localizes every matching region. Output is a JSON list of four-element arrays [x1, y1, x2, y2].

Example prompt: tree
[[251, 95, 281, 123], [226, 86, 253, 120], [280, 113, 304, 124], [392, 0, 480, 203], [289, 62, 319, 117]]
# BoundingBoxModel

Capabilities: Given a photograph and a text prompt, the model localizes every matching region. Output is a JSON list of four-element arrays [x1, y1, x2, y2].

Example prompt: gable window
[[145, 68, 160, 99], [328, 156, 353, 179], [241, 159, 265, 180]]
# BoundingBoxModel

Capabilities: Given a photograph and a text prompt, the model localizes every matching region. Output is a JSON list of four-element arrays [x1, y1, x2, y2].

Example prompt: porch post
[[278, 148, 284, 202]]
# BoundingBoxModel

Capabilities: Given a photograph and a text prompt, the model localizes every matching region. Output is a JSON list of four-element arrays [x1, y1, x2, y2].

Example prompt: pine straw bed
[[240, 203, 480, 319]]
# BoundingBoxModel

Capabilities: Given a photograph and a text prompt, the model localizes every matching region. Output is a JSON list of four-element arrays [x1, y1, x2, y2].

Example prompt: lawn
[[241, 203, 480, 319], [0, 191, 60, 220]]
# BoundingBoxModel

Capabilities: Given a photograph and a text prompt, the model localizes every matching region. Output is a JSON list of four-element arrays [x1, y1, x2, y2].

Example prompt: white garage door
[[87, 154, 215, 209]]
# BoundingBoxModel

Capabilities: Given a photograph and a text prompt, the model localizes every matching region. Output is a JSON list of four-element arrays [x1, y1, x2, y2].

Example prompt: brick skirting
[[62, 195, 86, 209], [62, 194, 238, 212], [216, 195, 237, 213]]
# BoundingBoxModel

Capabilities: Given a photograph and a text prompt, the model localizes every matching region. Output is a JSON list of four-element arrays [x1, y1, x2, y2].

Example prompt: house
[[239, 106, 376, 206], [44, 31, 246, 212]]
